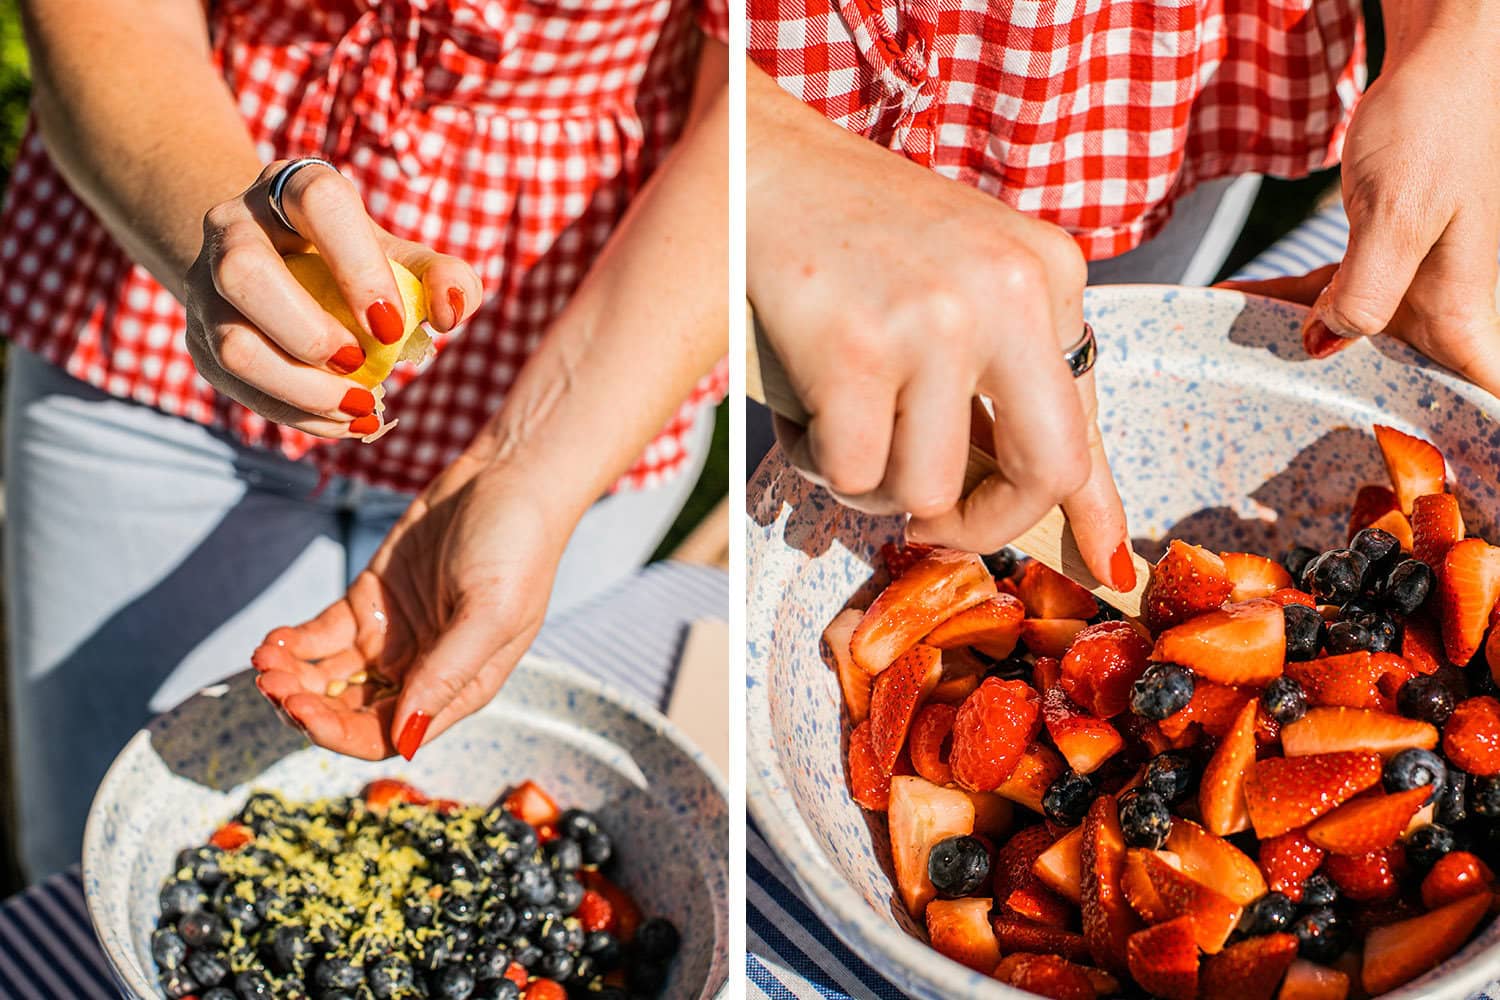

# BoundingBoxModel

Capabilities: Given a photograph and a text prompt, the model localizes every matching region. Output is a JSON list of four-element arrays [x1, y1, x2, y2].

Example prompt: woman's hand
[[251, 442, 568, 760], [747, 65, 1134, 590], [183, 160, 484, 436]]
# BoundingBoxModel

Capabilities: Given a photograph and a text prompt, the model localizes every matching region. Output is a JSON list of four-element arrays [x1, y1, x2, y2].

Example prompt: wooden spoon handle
[[746, 303, 1147, 619]]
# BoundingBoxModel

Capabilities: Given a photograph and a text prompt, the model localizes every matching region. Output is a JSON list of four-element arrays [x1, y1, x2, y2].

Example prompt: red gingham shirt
[[0, 0, 728, 495], [749, 0, 1365, 260]]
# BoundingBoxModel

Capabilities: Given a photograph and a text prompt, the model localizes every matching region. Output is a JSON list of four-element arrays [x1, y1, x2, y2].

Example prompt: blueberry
[[185, 950, 230, 988], [926, 835, 991, 899], [152, 927, 189, 971], [417, 936, 453, 973], [627, 958, 669, 995], [219, 894, 261, 933], [369, 956, 415, 999], [514, 904, 541, 934], [312, 957, 364, 991], [1243, 892, 1296, 936], [471, 946, 513, 982], [1118, 789, 1173, 849], [983, 549, 1019, 579], [474, 980, 521, 1000], [432, 964, 476, 1000], [482, 902, 518, 940], [1398, 675, 1456, 726], [202, 989, 237, 1000], [1282, 604, 1325, 662], [160, 879, 207, 920], [178, 911, 227, 950], [545, 837, 583, 873], [1292, 906, 1346, 962], [448, 923, 478, 956], [585, 931, 624, 972], [515, 866, 556, 906], [512, 940, 543, 969], [567, 954, 597, 986], [1130, 663, 1194, 721], [436, 851, 478, 883], [1384, 748, 1447, 800], [1262, 677, 1308, 724], [1406, 823, 1458, 872], [1438, 769, 1469, 826], [233, 969, 274, 1000], [1352, 527, 1403, 580], [1043, 772, 1095, 827], [161, 970, 200, 1000], [1283, 545, 1320, 582], [1324, 619, 1374, 654], [538, 915, 571, 952], [1380, 559, 1434, 616], [443, 891, 479, 924], [1472, 776, 1500, 819], [176, 846, 225, 886], [581, 831, 613, 867], [538, 950, 575, 981], [1304, 549, 1368, 605], [1341, 605, 1400, 653], [1143, 752, 1196, 804], [404, 897, 437, 929], [1301, 872, 1339, 908]]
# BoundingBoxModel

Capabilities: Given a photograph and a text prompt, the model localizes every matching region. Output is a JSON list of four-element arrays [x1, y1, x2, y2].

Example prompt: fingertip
[[395, 710, 432, 761]]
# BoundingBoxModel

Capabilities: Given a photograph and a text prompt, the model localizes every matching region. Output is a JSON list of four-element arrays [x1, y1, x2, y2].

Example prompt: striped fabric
[[746, 204, 1500, 1000], [0, 560, 726, 996]]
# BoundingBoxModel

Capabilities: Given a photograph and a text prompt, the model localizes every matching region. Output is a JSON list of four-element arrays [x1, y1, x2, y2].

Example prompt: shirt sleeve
[[697, 0, 728, 44]]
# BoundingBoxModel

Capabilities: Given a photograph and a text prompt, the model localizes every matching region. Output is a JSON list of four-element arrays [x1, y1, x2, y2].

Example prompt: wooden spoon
[[746, 304, 1148, 618]]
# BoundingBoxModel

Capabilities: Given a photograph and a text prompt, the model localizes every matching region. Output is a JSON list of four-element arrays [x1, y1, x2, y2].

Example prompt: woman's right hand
[[183, 160, 483, 437], [747, 66, 1134, 591]]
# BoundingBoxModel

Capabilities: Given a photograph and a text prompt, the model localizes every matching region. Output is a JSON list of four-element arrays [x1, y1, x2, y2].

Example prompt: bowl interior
[[746, 285, 1500, 1000], [85, 656, 727, 1000]]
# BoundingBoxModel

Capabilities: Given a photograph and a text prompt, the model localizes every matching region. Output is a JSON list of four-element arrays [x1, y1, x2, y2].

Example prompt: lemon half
[[284, 252, 430, 388]]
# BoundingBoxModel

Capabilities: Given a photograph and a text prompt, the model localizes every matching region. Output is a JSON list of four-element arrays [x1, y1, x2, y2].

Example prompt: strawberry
[[1122, 849, 1244, 953], [1032, 826, 1085, 904], [1125, 916, 1200, 1000], [1285, 652, 1404, 711], [1198, 698, 1258, 836], [1018, 560, 1100, 619], [1258, 831, 1325, 902], [923, 593, 1025, 659], [995, 824, 1072, 928], [908, 703, 957, 786], [575, 890, 614, 933], [1438, 538, 1500, 665], [1322, 847, 1402, 902], [1043, 687, 1125, 775], [1022, 618, 1091, 658], [364, 778, 427, 810], [882, 540, 938, 579], [578, 871, 641, 941], [1151, 599, 1286, 686], [1143, 540, 1235, 632], [991, 918, 1093, 963], [825, 608, 872, 724], [994, 953, 1098, 1000], [504, 962, 530, 988], [1060, 620, 1153, 718], [1401, 617, 1451, 676], [1221, 552, 1295, 602], [929, 648, 986, 705], [1243, 752, 1383, 838], [1159, 681, 1253, 742], [1420, 850, 1494, 909], [1033, 655, 1063, 691], [1442, 695, 1500, 776], [503, 780, 560, 826], [1347, 484, 1402, 540], [1280, 706, 1438, 758], [950, 678, 1042, 791], [965, 790, 1014, 836], [1164, 819, 1267, 906], [1373, 424, 1446, 514], [849, 721, 893, 810], [888, 776, 976, 916], [1278, 959, 1350, 1000], [925, 897, 1000, 972], [1081, 795, 1143, 974], [852, 549, 996, 674], [996, 742, 1066, 814], [209, 821, 254, 852], [521, 980, 567, 1000], [869, 645, 943, 772], [1412, 492, 1466, 569], [1269, 588, 1318, 608], [1361, 891, 1490, 995], [1306, 786, 1431, 854], [1201, 933, 1299, 1000]]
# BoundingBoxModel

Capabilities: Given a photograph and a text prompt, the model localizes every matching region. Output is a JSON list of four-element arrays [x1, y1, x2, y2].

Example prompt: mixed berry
[[831, 424, 1500, 999], [151, 779, 679, 1000]]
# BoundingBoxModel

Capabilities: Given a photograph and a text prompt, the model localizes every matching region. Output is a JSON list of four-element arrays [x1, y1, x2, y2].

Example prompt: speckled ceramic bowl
[[84, 655, 728, 1000], [746, 285, 1500, 1000]]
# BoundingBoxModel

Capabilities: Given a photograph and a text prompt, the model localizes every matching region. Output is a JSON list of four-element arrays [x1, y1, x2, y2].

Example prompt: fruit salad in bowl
[[746, 285, 1500, 1000]]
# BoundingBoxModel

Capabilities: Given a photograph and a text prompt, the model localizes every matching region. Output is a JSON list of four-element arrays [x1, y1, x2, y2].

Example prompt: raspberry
[[950, 678, 1041, 791]]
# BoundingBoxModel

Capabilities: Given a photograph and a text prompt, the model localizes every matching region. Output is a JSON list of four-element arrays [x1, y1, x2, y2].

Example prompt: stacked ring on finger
[[1063, 323, 1097, 379], [267, 157, 339, 238]]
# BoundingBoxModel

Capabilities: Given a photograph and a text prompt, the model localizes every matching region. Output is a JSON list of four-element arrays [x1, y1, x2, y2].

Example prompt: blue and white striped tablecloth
[[746, 202, 1500, 1000], [0, 560, 726, 999]]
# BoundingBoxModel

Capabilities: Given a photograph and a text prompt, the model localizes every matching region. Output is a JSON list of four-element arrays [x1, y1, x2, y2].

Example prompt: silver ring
[[267, 157, 339, 238], [1063, 323, 1097, 378]]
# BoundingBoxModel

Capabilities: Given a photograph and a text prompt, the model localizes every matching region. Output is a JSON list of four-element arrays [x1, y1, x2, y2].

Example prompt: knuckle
[[822, 459, 883, 498], [1325, 292, 1391, 337], [291, 167, 354, 218], [1048, 445, 1093, 497], [213, 326, 258, 375], [202, 201, 241, 235], [213, 242, 264, 300]]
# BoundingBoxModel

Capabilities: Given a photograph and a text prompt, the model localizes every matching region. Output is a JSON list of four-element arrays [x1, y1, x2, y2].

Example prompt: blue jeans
[[2, 347, 711, 878]]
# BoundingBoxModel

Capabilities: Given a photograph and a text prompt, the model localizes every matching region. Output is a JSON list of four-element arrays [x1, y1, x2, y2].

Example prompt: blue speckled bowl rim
[[745, 285, 1500, 1000], [83, 653, 728, 1000]]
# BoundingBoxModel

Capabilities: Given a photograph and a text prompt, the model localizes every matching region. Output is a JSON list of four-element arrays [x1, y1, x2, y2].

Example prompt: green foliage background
[[0, 0, 27, 189]]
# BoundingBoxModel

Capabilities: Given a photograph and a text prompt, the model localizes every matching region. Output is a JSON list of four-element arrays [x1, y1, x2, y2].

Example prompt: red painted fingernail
[[1111, 541, 1136, 592], [397, 712, 431, 760], [1303, 319, 1351, 360], [349, 414, 380, 436], [328, 344, 366, 375], [339, 387, 375, 418], [367, 299, 404, 345], [447, 287, 466, 325]]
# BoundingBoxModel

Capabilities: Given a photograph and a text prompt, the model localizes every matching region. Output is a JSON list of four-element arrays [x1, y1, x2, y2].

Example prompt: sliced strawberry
[[1278, 959, 1350, 1000], [1412, 493, 1465, 569], [1021, 618, 1091, 658], [1032, 826, 1085, 904], [1438, 538, 1500, 665], [521, 980, 567, 1000], [994, 824, 1072, 928], [503, 780, 559, 827], [1159, 681, 1253, 742], [991, 918, 1093, 963], [1196, 698, 1257, 836], [209, 821, 254, 852], [928, 647, 986, 705], [579, 871, 641, 942], [925, 897, 1000, 973], [1281, 706, 1438, 758], [950, 677, 1042, 791], [1123, 849, 1243, 953], [993, 953, 1097, 1000], [1018, 560, 1100, 619], [1442, 695, 1500, 776], [1402, 617, 1451, 676], [888, 776, 976, 916], [1081, 794, 1143, 974], [868, 645, 943, 772], [1361, 891, 1489, 995], [882, 540, 938, 579], [1060, 620, 1153, 718], [852, 550, 996, 674], [1043, 687, 1125, 775], [995, 742, 1066, 814], [1221, 552, 1295, 602], [1348, 483, 1402, 540], [1374, 424, 1446, 514], [1164, 819, 1267, 906], [1322, 846, 1402, 902], [1243, 752, 1383, 838], [1201, 933, 1299, 1000], [364, 778, 427, 810], [1285, 652, 1404, 712], [908, 703, 957, 786], [1143, 540, 1235, 633], [923, 593, 1024, 659], [825, 608, 872, 724], [1269, 588, 1318, 607], [1151, 599, 1286, 686], [1258, 831, 1325, 902], [1420, 850, 1494, 910], [1125, 916, 1200, 1000], [1306, 786, 1431, 855], [848, 721, 893, 810]]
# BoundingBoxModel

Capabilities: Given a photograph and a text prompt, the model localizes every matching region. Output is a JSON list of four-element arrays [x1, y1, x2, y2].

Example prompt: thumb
[[1315, 187, 1439, 344], [382, 234, 484, 334], [390, 599, 509, 760]]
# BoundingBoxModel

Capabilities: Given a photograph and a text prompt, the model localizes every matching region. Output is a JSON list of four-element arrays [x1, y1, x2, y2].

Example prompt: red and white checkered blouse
[[0, 0, 727, 495], [749, 0, 1365, 260]]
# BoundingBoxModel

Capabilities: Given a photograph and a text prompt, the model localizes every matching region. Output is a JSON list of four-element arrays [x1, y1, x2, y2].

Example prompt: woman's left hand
[[1225, 11, 1500, 388], [250, 444, 570, 760]]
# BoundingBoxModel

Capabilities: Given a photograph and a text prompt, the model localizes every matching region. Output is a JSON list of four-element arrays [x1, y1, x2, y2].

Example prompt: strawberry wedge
[[1143, 540, 1234, 632], [1438, 538, 1500, 665], [1412, 492, 1465, 569], [1373, 424, 1446, 515], [851, 549, 996, 674], [922, 593, 1024, 659], [1151, 598, 1286, 686], [1361, 892, 1490, 995], [1243, 752, 1383, 839]]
